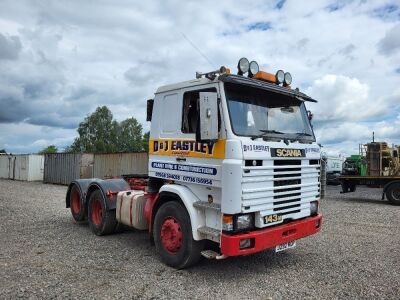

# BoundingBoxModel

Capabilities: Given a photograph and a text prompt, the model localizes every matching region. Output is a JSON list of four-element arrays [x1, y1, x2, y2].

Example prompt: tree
[[39, 145, 58, 154], [117, 117, 143, 152], [69, 106, 119, 153], [142, 131, 150, 152], [0, 149, 6, 154], [68, 106, 145, 153]]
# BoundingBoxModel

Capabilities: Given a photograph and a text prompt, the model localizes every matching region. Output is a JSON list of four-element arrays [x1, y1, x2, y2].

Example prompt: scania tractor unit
[[66, 58, 323, 268]]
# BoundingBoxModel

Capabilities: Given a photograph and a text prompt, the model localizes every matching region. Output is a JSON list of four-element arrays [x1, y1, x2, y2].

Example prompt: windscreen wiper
[[259, 129, 284, 134], [294, 132, 312, 137], [251, 129, 284, 140]]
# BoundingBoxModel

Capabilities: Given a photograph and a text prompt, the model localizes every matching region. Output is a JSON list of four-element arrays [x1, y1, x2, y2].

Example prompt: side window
[[182, 91, 199, 134], [181, 88, 220, 134], [162, 93, 180, 134]]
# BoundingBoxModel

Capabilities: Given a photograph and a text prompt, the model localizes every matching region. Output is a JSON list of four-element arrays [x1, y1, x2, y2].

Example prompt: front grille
[[241, 156, 320, 227], [273, 160, 301, 215]]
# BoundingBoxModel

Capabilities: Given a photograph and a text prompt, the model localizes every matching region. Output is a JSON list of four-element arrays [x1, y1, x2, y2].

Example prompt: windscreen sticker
[[151, 161, 217, 175], [149, 139, 225, 159]]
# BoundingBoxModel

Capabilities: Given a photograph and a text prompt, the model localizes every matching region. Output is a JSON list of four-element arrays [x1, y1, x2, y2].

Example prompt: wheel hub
[[160, 217, 182, 253], [392, 188, 400, 201], [91, 199, 103, 226]]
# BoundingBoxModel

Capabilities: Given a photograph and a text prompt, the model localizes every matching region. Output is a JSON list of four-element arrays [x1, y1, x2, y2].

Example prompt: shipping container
[[0, 154, 44, 181], [44, 153, 94, 185], [93, 152, 148, 178]]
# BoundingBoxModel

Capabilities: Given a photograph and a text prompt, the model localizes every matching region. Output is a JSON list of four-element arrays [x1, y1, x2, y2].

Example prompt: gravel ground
[[0, 179, 399, 299]]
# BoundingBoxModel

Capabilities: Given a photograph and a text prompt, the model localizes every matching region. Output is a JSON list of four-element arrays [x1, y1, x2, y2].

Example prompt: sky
[[0, 0, 399, 156]]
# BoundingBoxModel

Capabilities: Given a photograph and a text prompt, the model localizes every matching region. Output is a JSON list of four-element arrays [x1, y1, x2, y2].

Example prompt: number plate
[[264, 214, 282, 224], [275, 241, 296, 252]]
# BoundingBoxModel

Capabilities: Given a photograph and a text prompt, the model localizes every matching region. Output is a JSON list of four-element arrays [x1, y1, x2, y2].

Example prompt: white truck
[[325, 156, 343, 185], [66, 58, 322, 268]]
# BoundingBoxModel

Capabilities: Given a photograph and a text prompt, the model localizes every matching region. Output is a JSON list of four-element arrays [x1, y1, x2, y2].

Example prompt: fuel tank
[[116, 190, 148, 230]]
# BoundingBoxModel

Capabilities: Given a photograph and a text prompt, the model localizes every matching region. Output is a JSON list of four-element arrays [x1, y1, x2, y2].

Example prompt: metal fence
[[43, 153, 94, 185], [93, 152, 148, 178], [43, 152, 148, 185]]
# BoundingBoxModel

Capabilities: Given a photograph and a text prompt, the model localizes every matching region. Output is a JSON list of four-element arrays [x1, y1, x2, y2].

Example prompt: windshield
[[225, 84, 315, 141]]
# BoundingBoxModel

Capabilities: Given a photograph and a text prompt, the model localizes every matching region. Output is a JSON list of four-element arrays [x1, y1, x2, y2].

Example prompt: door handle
[[176, 157, 186, 162]]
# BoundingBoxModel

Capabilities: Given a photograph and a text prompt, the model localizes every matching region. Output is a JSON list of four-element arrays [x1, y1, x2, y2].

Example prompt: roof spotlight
[[237, 57, 250, 75], [248, 61, 259, 77], [284, 72, 292, 85], [275, 70, 285, 84]]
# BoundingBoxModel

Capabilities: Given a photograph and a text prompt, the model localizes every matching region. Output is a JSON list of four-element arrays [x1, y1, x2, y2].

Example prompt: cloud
[[378, 23, 400, 55], [0, 33, 21, 60], [0, 0, 399, 154], [306, 74, 398, 122]]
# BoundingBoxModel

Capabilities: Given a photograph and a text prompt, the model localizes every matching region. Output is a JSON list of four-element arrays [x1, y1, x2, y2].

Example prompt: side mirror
[[197, 92, 218, 141], [307, 110, 313, 121], [146, 99, 154, 121]]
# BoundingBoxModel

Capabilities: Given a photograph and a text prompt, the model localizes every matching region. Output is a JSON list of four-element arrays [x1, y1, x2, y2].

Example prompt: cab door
[[148, 85, 225, 189]]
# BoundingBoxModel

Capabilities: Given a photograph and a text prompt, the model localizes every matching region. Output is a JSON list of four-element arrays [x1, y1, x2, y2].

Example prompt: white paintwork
[[147, 75, 321, 241], [118, 73, 321, 244], [199, 92, 219, 140]]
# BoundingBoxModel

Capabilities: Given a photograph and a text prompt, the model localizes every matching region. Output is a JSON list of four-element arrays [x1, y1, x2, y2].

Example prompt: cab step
[[193, 201, 221, 211], [200, 250, 227, 260], [197, 226, 220, 243]]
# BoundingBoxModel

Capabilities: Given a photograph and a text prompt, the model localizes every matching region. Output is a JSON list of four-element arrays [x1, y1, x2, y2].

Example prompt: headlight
[[236, 214, 254, 230], [237, 57, 249, 75], [248, 61, 259, 77], [310, 201, 319, 216], [284, 72, 292, 85], [275, 70, 285, 84]]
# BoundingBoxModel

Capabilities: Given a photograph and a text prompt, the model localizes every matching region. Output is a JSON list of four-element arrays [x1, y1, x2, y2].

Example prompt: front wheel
[[385, 183, 400, 205], [88, 189, 117, 235], [153, 201, 204, 269]]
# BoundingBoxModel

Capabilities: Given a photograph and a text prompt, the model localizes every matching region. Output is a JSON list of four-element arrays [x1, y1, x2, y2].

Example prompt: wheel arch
[[66, 179, 93, 208], [85, 178, 130, 211], [383, 180, 400, 193], [153, 184, 206, 241]]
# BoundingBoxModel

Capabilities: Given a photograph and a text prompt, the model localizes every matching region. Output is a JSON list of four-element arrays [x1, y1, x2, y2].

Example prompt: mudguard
[[66, 178, 130, 211]]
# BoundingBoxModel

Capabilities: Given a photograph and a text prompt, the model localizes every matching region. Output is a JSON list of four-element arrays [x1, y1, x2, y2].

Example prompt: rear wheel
[[70, 185, 85, 222], [153, 201, 204, 269], [385, 183, 400, 205], [88, 189, 117, 235]]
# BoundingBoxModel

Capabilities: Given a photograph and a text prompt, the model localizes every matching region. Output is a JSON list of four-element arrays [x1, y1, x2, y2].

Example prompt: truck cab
[[147, 59, 322, 265]]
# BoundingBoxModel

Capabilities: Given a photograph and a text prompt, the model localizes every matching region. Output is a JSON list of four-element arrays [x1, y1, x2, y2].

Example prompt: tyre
[[88, 189, 117, 235], [385, 183, 400, 205], [349, 184, 356, 192], [70, 185, 85, 222], [153, 201, 204, 269]]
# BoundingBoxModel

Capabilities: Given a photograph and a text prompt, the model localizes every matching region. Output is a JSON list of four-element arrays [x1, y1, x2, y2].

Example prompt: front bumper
[[220, 214, 322, 256]]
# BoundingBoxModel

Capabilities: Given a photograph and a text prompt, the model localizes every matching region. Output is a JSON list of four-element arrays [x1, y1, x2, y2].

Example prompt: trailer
[[65, 58, 322, 268], [339, 175, 400, 205], [339, 141, 400, 205]]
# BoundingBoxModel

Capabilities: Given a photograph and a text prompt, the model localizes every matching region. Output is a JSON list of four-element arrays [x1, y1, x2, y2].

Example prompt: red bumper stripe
[[221, 214, 322, 256]]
